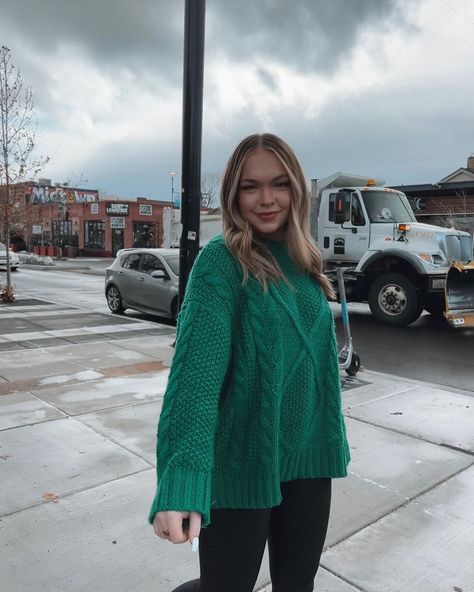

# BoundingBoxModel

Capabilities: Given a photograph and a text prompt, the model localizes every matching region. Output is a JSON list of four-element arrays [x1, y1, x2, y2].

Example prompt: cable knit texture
[[149, 235, 350, 526]]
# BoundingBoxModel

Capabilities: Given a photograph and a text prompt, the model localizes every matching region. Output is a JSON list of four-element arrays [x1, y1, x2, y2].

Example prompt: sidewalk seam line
[[323, 462, 474, 551], [344, 414, 474, 458], [0, 467, 154, 520], [343, 385, 418, 411]]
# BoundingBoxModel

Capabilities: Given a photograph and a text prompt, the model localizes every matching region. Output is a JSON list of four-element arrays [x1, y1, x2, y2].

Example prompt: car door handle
[[138, 277, 145, 282]]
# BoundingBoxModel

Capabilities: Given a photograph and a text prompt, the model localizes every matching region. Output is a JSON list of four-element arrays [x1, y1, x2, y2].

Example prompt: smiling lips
[[256, 211, 281, 220]]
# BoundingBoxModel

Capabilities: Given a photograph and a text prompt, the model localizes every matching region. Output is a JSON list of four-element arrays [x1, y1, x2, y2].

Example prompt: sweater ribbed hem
[[148, 467, 212, 526], [211, 470, 283, 510], [210, 443, 350, 513], [280, 442, 350, 480]]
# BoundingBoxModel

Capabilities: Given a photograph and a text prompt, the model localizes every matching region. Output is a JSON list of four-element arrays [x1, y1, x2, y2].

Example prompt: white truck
[[162, 207, 222, 249], [311, 173, 474, 327]]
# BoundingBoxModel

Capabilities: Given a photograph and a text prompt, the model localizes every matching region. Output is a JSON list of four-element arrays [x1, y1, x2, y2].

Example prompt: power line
[[438, 0, 474, 26]]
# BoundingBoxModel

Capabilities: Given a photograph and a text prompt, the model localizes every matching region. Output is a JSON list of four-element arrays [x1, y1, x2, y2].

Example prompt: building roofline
[[389, 180, 474, 195], [438, 167, 474, 183]]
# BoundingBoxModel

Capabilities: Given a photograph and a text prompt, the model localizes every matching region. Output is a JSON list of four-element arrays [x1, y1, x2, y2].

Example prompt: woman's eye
[[240, 185, 256, 192], [275, 181, 290, 189]]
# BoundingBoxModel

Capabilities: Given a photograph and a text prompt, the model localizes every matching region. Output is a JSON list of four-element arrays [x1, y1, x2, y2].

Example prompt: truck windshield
[[362, 191, 416, 224]]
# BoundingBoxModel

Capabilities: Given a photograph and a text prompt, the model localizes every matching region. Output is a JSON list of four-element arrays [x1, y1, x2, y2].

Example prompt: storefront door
[[112, 228, 124, 256]]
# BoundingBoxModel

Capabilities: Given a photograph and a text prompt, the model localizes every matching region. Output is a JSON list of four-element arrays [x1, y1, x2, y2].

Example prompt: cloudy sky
[[1, 0, 473, 201]]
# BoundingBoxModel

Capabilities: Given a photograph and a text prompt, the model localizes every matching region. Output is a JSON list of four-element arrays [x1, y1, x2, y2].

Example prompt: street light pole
[[179, 0, 206, 312], [168, 171, 177, 206]]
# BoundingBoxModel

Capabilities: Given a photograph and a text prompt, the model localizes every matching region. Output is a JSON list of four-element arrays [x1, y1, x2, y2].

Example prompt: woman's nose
[[260, 185, 275, 205]]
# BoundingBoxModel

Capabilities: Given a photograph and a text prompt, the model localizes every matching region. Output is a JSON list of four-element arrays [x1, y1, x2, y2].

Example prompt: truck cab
[[312, 173, 474, 326]]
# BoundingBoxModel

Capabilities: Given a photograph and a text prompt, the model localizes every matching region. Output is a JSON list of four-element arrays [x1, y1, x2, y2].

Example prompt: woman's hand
[[153, 510, 201, 545]]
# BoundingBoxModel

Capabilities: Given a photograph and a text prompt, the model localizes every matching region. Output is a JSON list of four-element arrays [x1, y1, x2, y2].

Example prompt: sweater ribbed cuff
[[148, 467, 212, 527]]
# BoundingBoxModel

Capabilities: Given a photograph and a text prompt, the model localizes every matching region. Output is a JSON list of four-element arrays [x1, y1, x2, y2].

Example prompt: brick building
[[6, 181, 171, 257], [390, 155, 474, 236]]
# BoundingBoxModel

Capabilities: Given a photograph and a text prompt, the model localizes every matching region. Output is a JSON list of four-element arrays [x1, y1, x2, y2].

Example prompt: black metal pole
[[179, 0, 206, 311]]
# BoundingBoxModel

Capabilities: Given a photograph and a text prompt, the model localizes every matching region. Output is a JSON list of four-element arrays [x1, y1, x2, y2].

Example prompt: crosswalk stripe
[[0, 304, 76, 314], [0, 322, 161, 343], [0, 308, 91, 319]]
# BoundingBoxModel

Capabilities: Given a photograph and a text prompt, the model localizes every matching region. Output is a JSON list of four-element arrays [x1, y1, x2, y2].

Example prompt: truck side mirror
[[334, 191, 347, 225]]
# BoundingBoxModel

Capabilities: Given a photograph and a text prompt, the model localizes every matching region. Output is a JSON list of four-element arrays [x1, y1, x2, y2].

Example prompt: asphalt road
[[4, 266, 473, 393], [332, 302, 474, 394]]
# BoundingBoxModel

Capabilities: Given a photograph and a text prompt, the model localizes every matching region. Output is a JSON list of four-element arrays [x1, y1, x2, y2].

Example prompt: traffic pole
[[178, 0, 206, 311]]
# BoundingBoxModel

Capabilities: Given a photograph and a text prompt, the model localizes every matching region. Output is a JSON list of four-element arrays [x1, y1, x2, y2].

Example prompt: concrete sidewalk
[[19, 256, 114, 275], [1, 313, 474, 591]]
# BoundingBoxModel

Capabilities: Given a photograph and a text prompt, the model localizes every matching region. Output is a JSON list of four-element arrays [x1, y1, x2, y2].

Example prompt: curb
[[19, 264, 106, 276]]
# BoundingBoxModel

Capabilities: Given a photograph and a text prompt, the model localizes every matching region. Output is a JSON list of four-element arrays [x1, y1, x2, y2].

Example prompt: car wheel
[[10, 267, 18, 272], [368, 272, 422, 326], [106, 285, 125, 314]]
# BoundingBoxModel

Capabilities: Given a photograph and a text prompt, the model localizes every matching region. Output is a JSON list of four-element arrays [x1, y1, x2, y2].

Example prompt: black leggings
[[172, 478, 331, 592]]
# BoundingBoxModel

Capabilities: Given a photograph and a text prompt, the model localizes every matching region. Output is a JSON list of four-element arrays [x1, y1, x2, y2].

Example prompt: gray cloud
[[1, 0, 183, 80], [3, 1, 411, 78], [208, 0, 411, 73], [268, 90, 474, 187]]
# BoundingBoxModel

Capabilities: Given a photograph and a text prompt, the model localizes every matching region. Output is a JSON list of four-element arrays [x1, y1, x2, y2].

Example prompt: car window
[[163, 254, 179, 275], [122, 253, 141, 271], [140, 253, 165, 275]]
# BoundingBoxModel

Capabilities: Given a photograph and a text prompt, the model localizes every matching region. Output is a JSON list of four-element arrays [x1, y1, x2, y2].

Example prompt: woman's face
[[238, 148, 291, 241]]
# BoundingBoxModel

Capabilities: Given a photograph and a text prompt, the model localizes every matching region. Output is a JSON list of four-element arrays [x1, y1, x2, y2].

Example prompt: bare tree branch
[[201, 172, 221, 209], [0, 46, 49, 301]]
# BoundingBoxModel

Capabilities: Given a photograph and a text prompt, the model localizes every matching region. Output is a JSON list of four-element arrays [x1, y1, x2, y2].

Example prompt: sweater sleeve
[[148, 239, 238, 527]]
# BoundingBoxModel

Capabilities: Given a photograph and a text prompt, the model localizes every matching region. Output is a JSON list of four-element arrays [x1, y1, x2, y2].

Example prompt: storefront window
[[84, 220, 105, 249], [52, 220, 77, 247], [133, 222, 155, 248]]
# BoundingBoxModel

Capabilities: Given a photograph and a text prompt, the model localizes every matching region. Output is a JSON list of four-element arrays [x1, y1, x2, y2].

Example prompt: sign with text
[[90, 203, 99, 214], [106, 203, 129, 216], [110, 217, 125, 229], [28, 185, 99, 205], [139, 204, 153, 216], [32, 225, 43, 235]]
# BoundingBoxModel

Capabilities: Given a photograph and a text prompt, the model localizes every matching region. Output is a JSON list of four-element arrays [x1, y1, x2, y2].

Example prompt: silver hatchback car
[[105, 248, 179, 320]]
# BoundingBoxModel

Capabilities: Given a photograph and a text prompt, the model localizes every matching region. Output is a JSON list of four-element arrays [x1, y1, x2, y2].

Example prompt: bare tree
[[0, 46, 49, 301], [201, 173, 221, 209], [432, 191, 473, 233]]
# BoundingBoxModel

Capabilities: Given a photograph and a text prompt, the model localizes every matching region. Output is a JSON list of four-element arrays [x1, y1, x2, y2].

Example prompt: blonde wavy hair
[[221, 133, 335, 300]]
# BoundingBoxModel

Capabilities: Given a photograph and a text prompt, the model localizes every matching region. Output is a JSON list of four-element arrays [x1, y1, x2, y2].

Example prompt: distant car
[[0, 242, 20, 272], [105, 248, 179, 320]]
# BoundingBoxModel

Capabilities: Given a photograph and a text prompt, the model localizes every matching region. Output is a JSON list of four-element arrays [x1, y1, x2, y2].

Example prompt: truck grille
[[445, 235, 473, 263], [460, 235, 473, 262]]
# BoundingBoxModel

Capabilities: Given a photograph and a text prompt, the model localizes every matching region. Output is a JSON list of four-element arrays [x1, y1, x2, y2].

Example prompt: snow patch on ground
[[57, 370, 169, 402], [40, 370, 104, 385], [18, 252, 55, 266], [111, 350, 149, 361]]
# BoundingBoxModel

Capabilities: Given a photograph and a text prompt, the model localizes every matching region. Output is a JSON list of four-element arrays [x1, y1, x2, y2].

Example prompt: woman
[[149, 133, 350, 592]]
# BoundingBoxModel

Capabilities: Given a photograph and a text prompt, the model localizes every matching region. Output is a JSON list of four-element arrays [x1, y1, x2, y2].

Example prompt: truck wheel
[[368, 273, 422, 326]]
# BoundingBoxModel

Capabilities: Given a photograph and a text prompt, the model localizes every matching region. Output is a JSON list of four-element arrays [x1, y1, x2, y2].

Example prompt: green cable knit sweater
[[149, 235, 350, 526]]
